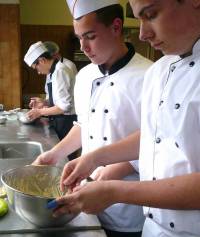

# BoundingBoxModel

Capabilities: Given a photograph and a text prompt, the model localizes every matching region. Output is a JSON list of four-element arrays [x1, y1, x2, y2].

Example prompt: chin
[[90, 59, 101, 65]]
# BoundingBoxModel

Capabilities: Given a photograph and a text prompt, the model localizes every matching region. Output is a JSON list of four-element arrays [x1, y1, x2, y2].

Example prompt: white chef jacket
[[137, 39, 200, 236], [75, 51, 152, 232], [45, 58, 77, 100], [47, 60, 76, 114]]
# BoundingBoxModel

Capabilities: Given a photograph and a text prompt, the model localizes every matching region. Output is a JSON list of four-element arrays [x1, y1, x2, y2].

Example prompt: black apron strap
[[47, 82, 54, 107]]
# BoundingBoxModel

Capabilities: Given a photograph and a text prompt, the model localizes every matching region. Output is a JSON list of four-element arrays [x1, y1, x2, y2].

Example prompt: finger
[[53, 194, 81, 216], [63, 173, 85, 189], [60, 162, 82, 189], [60, 165, 74, 191], [53, 203, 81, 217], [73, 185, 83, 192], [93, 173, 100, 181], [31, 160, 39, 165]]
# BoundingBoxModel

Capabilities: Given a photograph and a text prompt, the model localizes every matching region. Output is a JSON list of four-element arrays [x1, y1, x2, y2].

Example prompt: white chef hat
[[24, 41, 48, 67], [66, 0, 119, 19]]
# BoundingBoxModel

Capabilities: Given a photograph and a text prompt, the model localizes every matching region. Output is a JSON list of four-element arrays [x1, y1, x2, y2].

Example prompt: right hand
[[53, 180, 115, 216], [60, 152, 97, 192], [32, 150, 59, 165], [29, 97, 45, 109]]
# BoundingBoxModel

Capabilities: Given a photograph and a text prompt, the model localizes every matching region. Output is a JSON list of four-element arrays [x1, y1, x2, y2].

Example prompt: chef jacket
[[136, 39, 200, 236], [46, 60, 76, 115], [74, 43, 152, 232], [45, 58, 77, 103]]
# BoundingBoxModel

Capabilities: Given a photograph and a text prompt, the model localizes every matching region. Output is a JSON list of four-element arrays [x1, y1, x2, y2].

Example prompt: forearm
[[93, 130, 140, 167], [110, 172, 200, 209], [102, 162, 136, 180], [51, 125, 81, 160], [39, 105, 64, 116]]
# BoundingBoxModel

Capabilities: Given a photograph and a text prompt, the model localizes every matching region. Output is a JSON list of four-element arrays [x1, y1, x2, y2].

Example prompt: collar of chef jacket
[[50, 59, 59, 78], [98, 42, 135, 75]]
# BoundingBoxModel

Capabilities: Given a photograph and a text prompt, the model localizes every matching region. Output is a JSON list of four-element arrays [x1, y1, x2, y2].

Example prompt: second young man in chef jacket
[[33, 1, 152, 236], [24, 42, 77, 160]]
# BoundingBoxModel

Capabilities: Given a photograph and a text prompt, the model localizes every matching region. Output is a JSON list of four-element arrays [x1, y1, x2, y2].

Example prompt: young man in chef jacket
[[24, 42, 77, 148], [52, 0, 200, 237], [29, 41, 77, 111], [33, 1, 152, 236]]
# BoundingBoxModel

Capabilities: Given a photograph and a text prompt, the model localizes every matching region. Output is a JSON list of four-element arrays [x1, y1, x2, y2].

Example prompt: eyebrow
[[75, 30, 95, 38], [138, 4, 155, 17]]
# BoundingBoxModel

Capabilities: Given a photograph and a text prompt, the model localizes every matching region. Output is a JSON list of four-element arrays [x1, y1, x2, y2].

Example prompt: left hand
[[27, 109, 42, 120], [93, 166, 114, 181], [53, 181, 115, 216], [94, 163, 135, 181]]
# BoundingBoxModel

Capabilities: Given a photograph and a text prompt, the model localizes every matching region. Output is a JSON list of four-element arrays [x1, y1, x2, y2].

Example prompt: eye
[[85, 34, 96, 40], [144, 10, 157, 20]]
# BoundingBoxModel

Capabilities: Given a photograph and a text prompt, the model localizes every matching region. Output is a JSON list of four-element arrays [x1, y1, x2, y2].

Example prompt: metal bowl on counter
[[1, 165, 77, 227], [17, 111, 35, 124], [0, 116, 6, 124]]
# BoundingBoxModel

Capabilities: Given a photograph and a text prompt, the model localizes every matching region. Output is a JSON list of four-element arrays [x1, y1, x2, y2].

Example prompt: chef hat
[[66, 0, 119, 19], [24, 41, 48, 67], [43, 41, 60, 56]]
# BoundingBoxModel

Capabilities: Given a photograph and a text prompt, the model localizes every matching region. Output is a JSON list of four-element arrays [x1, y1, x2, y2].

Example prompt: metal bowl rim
[[1, 165, 62, 199]]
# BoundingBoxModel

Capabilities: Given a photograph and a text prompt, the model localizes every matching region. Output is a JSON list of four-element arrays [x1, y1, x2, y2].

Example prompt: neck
[[104, 41, 128, 71]]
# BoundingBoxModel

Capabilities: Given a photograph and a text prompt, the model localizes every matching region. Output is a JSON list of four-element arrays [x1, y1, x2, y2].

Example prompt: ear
[[111, 18, 123, 35], [38, 57, 46, 64], [191, 0, 200, 8]]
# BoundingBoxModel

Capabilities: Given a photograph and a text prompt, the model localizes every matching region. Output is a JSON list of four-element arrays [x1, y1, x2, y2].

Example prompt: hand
[[53, 181, 115, 216], [32, 150, 59, 165], [94, 163, 135, 181], [29, 97, 45, 109], [60, 153, 97, 192], [27, 108, 41, 120], [93, 166, 113, 181]]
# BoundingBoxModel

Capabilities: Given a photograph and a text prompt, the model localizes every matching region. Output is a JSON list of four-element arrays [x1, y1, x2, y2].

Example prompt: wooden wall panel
[[0, 4, 21, 110], [21, 25, 75, 99]]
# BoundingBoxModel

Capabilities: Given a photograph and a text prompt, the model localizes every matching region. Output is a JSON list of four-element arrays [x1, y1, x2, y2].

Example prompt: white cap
[[66, 0, 119, 19], [43, 41, 60, 56], [24, 41, 48, 67]]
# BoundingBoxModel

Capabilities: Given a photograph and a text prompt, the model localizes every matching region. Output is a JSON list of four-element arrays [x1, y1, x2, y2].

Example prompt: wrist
[[40, 108, 47, 116], [91, 149, 102, 169], [50, 146, 64, 162], [104, 180, 120, 205]]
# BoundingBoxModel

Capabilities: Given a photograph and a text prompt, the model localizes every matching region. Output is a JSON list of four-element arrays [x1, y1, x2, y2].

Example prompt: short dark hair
[[95, 4, 124, 27]]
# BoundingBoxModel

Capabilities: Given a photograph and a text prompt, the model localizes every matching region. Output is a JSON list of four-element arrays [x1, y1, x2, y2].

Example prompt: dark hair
[[33, 51, 52, 64], [95, 4, 124, 27]]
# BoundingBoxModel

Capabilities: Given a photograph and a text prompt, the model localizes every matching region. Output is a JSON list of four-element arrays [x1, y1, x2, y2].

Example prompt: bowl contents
[[2, 166, 63, 198], [0, 198, 8, 217]]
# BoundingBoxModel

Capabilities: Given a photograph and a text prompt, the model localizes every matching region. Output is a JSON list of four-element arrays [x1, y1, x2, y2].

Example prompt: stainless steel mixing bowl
[[1, 165, 77, 227]]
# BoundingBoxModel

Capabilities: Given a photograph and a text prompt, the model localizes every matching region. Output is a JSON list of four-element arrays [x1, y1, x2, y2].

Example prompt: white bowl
[[18, 112, 34, 124], [0, 116, 6, 124]]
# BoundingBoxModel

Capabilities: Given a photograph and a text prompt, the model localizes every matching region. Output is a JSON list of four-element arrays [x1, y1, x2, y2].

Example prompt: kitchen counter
[[0, 117, 59, 151], [0, 118, 106, 237]]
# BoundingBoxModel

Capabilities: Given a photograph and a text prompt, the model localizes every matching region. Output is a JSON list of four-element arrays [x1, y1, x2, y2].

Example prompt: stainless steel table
[[0, 118, 106, 237]]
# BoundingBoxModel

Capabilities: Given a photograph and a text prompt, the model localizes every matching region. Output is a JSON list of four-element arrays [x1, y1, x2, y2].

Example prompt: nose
[[80, 39, 90, 53], [139, 21, 154, 42]]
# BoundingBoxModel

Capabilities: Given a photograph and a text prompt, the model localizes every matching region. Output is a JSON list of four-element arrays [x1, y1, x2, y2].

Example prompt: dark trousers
[[103, 228, 142, 237], [50, 114, 78, 160]]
